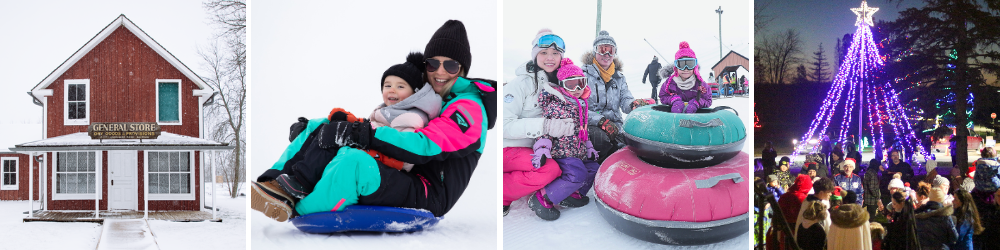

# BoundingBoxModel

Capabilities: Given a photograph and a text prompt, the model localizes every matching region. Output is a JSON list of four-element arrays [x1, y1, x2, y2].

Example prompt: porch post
[[144, 151, 148, 219], [212, 150, 216, 220], [28, 152, 34, 218], [95, 151, 99, 218]]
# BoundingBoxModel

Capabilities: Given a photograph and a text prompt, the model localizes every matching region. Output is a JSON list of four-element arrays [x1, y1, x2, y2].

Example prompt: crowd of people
[[757, 139, 1000, 250]]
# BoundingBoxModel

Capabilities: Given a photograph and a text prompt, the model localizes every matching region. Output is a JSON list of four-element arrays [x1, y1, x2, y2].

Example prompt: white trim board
[[29, 15, 213, 104], [63, 79, 90, 126], [143, 150, 196, 201], [1, 157, 19, 190], [155, 79, 183, 125]]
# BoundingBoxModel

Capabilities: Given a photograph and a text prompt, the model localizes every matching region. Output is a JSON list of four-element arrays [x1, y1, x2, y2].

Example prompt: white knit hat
[[888, 178, 905, 190]]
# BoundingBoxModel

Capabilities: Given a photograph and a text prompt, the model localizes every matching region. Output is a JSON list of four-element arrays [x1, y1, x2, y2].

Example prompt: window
[[156, 79, 182, 125], [147, 151, 193, 200], [1, 157, 17, 190], [64, 79, 90, 125], [54, 152, 100, 200]]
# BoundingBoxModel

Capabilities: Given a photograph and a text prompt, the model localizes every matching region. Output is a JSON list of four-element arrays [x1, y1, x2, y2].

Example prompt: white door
[[109, 151, 137, 210]]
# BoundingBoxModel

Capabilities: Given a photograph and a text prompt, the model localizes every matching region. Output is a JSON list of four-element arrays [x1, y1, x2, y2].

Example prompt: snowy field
[[503, 97, 752, 249], [249, 131, 499, 249], [0, 183, 246, 250]]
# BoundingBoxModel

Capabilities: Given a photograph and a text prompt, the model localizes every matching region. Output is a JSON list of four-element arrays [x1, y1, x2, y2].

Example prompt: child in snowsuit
[[253, 52, 441, 218], [659, 41, 712, 113], [527, 58, 601, 221]]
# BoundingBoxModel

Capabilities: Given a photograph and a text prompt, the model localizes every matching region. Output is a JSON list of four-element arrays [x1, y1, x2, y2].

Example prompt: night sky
[[757, 0, 923, 59]]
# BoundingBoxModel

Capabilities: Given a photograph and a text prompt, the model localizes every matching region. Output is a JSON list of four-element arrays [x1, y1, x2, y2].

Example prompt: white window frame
[[145, 150, 195, 200], [1, 157, 18, 190], [63, 79, 90, 125], [155, 79, 183, 125], [53, 151, 102, 200]]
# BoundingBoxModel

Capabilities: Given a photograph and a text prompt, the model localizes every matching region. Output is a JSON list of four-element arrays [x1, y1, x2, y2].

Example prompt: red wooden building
[[7, 15, 232, 216], [0, 152, 39, 201]]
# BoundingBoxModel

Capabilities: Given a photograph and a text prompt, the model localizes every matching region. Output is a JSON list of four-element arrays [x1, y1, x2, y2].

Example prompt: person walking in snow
[[641, 55, 662, 103], [503, 29, 570, 216], [251, 20, 496, 222], [526, 58, 600, 221], [659, 41, 712, 113], [580, 30, 648, 163]]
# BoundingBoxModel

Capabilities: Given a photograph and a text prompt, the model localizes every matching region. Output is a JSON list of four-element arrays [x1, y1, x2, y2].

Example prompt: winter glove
[[531, 138, 553, 169], [289, 117, 309, 142], [630, 99, 650, 111], [318, 120, 372, 149], [328, 107, 365, 123], [698, 85, 708, 94], [584, 140, 600, 161], [598, 117, 620, 140], [543, 118, 575, 138]]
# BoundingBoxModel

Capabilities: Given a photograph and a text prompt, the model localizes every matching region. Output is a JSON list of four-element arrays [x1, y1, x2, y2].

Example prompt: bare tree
[[754, 0, 777, 33], [201, 0, 246, 198], [756, 29, 803, 84], [810, 43, 831, 83]]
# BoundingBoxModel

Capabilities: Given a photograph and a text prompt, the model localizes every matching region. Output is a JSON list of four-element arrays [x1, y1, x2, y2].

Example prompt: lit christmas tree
[[793, 0, 929, 160]]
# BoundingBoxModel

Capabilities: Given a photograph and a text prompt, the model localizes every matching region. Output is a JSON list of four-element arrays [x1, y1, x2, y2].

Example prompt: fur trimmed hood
[[830, 204, 869, 228], [914, 202, 954, 219], [580, 51, 623, 71], [657, 62, 675, 81]]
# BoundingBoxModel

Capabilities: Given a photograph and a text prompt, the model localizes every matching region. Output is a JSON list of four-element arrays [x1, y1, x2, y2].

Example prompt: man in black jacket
[[641, 56, 662, 103]]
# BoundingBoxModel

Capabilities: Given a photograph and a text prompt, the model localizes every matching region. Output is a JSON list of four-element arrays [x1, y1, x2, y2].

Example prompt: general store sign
[[88, 122, 161, 139]]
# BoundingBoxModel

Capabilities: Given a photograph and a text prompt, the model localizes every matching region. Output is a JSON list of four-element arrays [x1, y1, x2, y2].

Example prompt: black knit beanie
[[382, 52, 426, 92], [424, 20, 471, 75]]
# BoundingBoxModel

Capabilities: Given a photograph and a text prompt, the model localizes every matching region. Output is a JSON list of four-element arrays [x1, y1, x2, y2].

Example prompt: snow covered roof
[[29, 14, 211, 103], [9, 132, 233, 152]]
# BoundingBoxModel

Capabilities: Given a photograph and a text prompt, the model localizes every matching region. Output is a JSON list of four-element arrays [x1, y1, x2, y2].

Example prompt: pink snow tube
[[595, 150, 749, 221]]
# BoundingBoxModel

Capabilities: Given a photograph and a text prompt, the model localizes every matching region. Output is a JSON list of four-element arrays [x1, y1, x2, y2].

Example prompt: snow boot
[[276, 174, 309, 199], [559, 191, 590, 208], [503, 205, 510, 217], [251, 180, 295, 222], [527, 190, 560, 221]]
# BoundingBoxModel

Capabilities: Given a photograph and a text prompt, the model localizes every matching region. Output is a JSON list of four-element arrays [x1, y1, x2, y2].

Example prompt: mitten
[[328, 107, 364, 123], [320, 120, 372, 149], [598, 117, 619, 139], [531, 138, 553, 169], [289, 117, 309, 142], [543, 118, 574, 138], [584, 140, 599, 161]]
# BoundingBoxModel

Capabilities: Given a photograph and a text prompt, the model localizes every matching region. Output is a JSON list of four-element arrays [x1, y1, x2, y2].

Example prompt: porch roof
[[9, 132, 234, 152]]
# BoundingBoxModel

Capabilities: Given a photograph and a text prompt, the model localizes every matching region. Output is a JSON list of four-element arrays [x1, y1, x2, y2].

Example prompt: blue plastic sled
[[290, 205, 443, 234]]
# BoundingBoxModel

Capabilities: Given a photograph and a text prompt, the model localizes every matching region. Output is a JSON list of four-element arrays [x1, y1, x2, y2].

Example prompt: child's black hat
[[382, 52, 426, 92]]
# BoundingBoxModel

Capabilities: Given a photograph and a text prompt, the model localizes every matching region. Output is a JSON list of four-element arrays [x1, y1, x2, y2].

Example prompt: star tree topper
[[851, 0, 879, 27]]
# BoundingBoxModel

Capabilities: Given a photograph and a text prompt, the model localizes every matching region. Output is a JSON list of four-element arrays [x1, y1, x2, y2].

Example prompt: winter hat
[[556, 58, 584, 81], [531, 29, 558, 61], [768, 174, 778, 183], [967, 165, 976, 178], [424, 20, 471, 75], [832, 150, 845, 159], [844, 158, 857, 168], [674, 41, 697, 60], [592, 30, 616, 53], [779, 156, 791, 166], [928, 187, 945, 203], [381, 52, 426, 92], [932, 175, 949, 188], [888, 178, 905, 190]]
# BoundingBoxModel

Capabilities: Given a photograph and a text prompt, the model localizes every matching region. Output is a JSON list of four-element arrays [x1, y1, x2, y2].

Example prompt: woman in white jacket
[[502, 29, 577, 217]]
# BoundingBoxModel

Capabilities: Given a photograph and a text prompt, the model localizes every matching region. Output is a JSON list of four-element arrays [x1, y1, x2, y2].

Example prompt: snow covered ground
[[502, 97, 752, 249], [0, 183, 246, 250]]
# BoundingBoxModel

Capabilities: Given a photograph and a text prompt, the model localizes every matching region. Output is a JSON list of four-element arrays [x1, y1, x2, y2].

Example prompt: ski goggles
[[425, 58, 462, 74], [595, 44, 615, 56], [536, 34, 566, 52], [675, 58, 698, 70], [560, 76, 587, 91]]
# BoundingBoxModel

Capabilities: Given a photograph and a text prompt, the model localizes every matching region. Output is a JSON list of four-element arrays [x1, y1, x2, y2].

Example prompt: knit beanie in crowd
[[531, 29, 557, 62], [888, 178, 905, 190], [556, 58, 583, 81], [381, 52, 426, 92], [592, 30, 616, 53], [932, 175, 950, 188], [929, 187, 946, 203], [424, 20, 471, 75]]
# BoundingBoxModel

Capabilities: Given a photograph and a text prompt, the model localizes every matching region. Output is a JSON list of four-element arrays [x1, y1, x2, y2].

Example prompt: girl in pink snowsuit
[[527, 58, 601, 220], [659, 41, 712, 113]]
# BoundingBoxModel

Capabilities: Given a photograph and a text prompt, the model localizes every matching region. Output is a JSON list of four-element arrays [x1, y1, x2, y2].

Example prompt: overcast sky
[[0, 0, 212, 148], [503, 0, 751, 99]]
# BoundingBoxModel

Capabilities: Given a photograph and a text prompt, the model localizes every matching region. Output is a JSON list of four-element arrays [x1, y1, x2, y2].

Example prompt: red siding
[[0, 153, 40, 200], [712, 52, 751, 79], [45, 26, 201, 138]]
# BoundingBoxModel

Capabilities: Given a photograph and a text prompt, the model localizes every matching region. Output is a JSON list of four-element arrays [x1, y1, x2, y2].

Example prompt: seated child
[[659, 41, 712, 113], [527, 58, 600, 221]]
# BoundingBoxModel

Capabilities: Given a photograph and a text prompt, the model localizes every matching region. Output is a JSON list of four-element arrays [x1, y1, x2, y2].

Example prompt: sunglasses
[[560, 76, 587, 91], [537, 34, 566, 53], [675, 58, 697, 71], [596, 44, 615, 56], [425, 58, 461, 74]]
